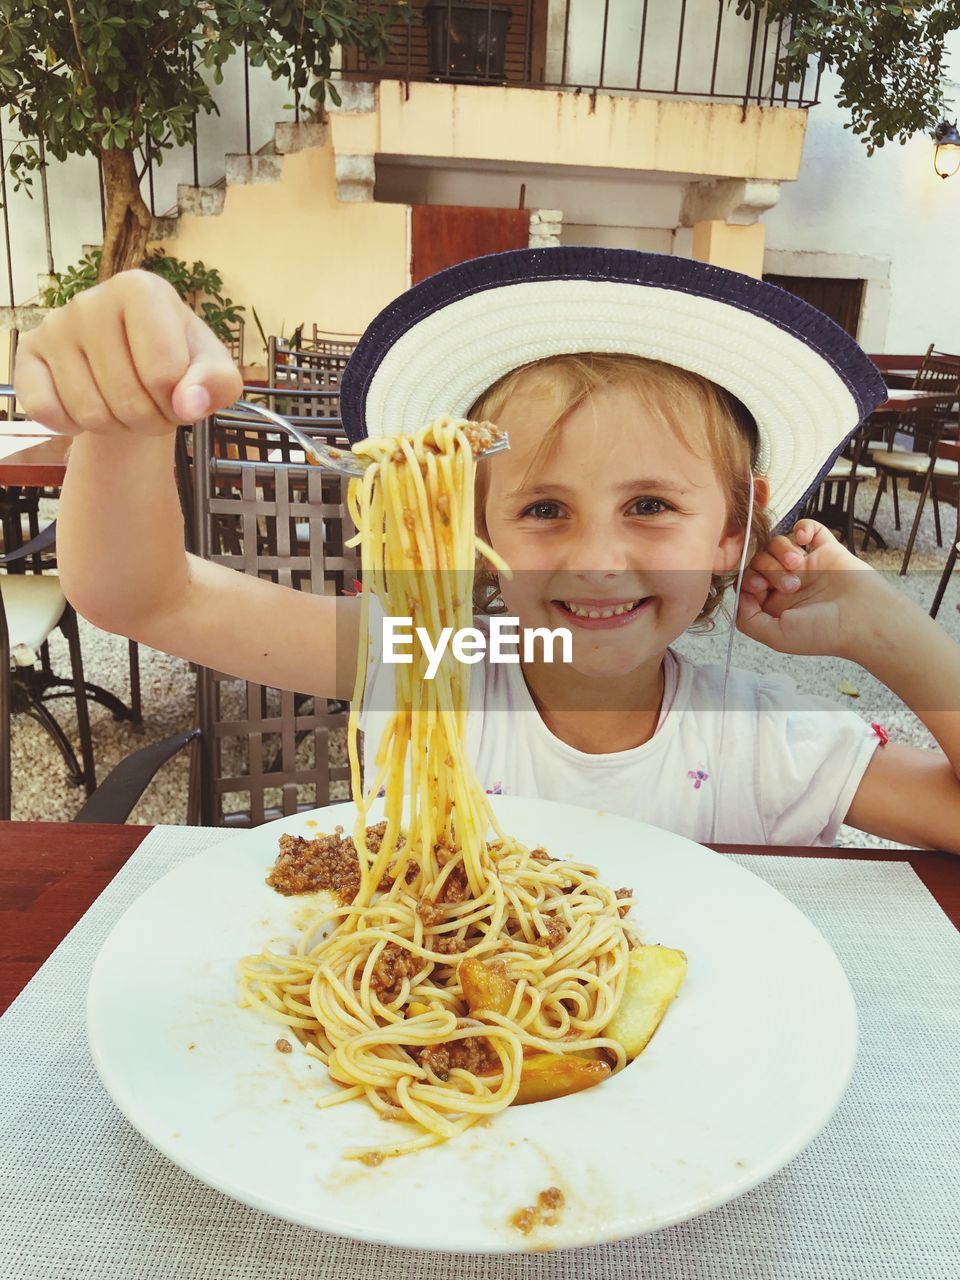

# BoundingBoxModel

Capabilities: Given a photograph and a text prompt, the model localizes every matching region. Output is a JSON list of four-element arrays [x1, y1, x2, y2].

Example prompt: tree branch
[[64, 0, 92, 89]]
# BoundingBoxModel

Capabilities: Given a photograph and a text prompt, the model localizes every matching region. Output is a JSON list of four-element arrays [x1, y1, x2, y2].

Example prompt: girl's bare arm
[[15, 270, 359, 700], [739, 519, 960, 854]]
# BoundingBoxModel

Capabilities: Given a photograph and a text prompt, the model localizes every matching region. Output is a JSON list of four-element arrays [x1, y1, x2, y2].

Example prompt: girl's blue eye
[[630, 498, 671, 516], [521, 501, 564, 519]]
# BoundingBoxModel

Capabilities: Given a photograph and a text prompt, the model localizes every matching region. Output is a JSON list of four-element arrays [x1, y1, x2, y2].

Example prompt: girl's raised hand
[[14, 269, 242, 436], [735, 518, 889, 659]]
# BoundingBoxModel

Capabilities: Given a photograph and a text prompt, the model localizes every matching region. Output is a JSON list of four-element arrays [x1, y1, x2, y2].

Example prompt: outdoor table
[[240, 362, 269, 386], [874, 388, 960, 511], [879, 387, 959, 412], [1, 818, 958, 1277], [869, 354, 927, 388], [0, 427, 70, 489]]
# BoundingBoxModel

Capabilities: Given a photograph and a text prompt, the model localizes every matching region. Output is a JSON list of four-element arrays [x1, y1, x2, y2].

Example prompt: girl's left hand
[[735, 519, 889, 658]]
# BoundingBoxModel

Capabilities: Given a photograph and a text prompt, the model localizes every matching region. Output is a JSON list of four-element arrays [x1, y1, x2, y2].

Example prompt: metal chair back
[[267, 338, 347, 417], [309, 327, 358, 358], [189, 413, 360, 826]]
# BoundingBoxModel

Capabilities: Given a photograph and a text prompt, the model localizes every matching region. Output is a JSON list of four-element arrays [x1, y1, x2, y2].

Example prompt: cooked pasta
[[239, 417, 639, 1160]]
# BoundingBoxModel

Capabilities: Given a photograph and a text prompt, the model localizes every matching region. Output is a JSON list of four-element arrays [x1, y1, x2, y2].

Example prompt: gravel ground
[[10, 477, 959, 845]]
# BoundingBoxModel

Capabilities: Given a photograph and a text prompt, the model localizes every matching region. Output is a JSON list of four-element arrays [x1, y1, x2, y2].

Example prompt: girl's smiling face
[[482, 378, 754, 680]]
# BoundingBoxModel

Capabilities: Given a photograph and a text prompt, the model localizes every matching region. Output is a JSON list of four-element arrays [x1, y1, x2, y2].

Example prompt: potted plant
[[43, 248, 244, 345], [252, 311, 306, 364]]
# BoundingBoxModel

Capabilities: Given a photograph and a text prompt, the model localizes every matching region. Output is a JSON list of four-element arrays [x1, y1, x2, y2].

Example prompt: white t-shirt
[[359, 610, 880, 847]]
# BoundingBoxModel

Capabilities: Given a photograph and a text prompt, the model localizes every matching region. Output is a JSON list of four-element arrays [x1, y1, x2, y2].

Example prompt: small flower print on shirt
[[687, 768, 709, 791], [485, 782, 504, 795]]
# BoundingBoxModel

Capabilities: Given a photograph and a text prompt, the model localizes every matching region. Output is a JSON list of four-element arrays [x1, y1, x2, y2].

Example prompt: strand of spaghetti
[[241, 417, 639, 1157]]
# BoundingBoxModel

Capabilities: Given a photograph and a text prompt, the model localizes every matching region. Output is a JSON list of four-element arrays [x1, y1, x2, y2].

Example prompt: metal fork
[[224, 400, 509, 478]]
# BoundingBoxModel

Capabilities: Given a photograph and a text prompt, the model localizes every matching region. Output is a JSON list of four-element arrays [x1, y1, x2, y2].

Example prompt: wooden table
[[0, 434, 70, 487], [870, 354, 927, 388], [240, 363, 268, 386], [1, 821, 956, 1015], [878, 388, 959, 413]]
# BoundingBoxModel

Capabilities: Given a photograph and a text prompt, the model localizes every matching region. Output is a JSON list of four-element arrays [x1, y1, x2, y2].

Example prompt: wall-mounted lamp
[[933, 120, 960, 180]]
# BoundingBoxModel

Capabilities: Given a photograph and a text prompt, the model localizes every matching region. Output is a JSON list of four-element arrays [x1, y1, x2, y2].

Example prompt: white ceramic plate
[[87, 796, 857, 1253]]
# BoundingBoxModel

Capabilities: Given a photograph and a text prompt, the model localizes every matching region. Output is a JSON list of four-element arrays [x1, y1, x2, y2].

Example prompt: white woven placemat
[[1, 826, 958, 1280]]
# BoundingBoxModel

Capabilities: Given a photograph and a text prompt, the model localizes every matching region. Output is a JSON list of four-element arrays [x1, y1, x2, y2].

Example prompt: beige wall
[[364, 81, 807, 182], [152, 139, 410, 365], [692, 220, 766, 278]]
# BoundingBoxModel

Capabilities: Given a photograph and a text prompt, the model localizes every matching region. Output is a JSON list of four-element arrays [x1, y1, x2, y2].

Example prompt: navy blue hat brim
[[340, 247, 888, 531]]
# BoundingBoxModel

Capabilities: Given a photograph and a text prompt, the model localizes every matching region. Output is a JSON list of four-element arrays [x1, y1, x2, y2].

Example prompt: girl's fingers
[[736, 592, 786, 650], [13, 270, 241, 439], [790, 519, 835, 552], [40, 342, 129, 435], [172, 310, 243, 422], [120, 273, 193, 422], [744, 548, 802, 592], [12, 345, 81, 436], [744, 572, 769, 594], [83, 287, 182, 435], [766, 532, 806, 568], [736, 591, 762, 622]]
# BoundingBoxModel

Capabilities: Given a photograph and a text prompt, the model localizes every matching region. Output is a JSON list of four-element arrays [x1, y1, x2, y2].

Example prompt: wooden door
[[411, 205, 531, 283], [763, 274, 865, 338]]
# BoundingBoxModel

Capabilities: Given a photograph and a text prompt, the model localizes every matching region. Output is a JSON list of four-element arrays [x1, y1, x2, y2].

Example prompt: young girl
[[14, 248, 960, 852]]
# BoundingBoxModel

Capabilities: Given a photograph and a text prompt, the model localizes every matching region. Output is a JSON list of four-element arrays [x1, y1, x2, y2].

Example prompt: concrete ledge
[[150, 215, 179, 241], [328, 81, 376, 113], [680, 178, 781, 228], [335, 154, 376, 202], [177, 184, 226, 216], [274, 121, 329, 154], [376, 81, 808, 181], [224, 153, 283, 184], [0, 305, 48, 331]]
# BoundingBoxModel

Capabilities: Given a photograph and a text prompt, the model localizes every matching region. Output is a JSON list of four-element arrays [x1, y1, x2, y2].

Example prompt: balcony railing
[[345, 0, 822, 109]]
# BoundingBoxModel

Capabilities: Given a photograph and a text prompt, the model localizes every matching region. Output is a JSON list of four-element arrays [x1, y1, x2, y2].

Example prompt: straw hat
[[340, 247, 887, 531]]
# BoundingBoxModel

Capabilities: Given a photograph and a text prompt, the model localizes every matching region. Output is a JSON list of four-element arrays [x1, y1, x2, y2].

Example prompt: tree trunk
[[97, 146, 153, 282]]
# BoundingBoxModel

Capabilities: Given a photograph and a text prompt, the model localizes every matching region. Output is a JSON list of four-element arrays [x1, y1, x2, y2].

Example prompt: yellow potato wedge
[[604, 945, 687, 1060], [513, 1052, 611, 1105], [459, 957, 516, 1017]]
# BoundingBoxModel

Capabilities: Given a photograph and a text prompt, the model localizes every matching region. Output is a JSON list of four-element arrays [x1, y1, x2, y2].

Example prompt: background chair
[[76, 407, 360, 826], [858, 351, 960, 537], [309, 326, 358, 358], [0, 382, 143, 722], [929, 441, 960, 620], [224, 317, 245, 365], [913, 346, 960, 397], [267, 338, 345, 418], [860, 396, 960, 574], [802, 422, 877, 552], [0, 524, 96, 819]]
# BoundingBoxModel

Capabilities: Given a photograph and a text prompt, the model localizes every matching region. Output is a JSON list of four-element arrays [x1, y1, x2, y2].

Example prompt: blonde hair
[[467, 353, 771, 630]]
